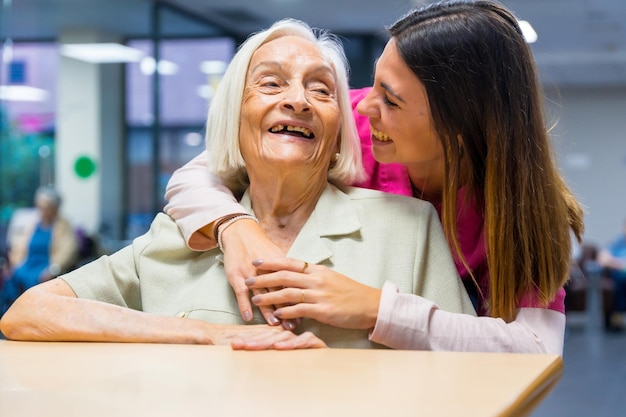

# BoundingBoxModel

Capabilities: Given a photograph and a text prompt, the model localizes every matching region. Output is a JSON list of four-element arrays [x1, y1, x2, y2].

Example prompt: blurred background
[[0, 0, 625, 247], [0, 1, 624, 415]]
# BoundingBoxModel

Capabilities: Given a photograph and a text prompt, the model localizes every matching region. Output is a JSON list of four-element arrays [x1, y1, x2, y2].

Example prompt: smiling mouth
[[371, 126, 391, 142], [269, 124, 315, 139]]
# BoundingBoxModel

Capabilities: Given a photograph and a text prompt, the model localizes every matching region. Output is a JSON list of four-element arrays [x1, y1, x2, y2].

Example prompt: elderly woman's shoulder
[[133, 212, 191, 252], [339, 185, 435, 212]]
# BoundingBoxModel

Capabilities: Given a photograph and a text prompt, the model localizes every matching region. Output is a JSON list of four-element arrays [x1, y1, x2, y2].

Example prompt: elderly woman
[[0, 186, 78, 316], [0, 19, 474, 348]]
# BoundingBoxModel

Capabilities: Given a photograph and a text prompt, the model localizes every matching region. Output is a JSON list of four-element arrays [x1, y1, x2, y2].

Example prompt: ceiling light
[[139, 57, 179, 75], [518, 20, 537, 44], [184, 132, 203, 147], [60, 43, 145, 63], [2, 38, 13, 62], [0, 85, 49, 102], [156, 60, 178, 75], [197, 84, 215, 100], [200, 60, 228, 75]]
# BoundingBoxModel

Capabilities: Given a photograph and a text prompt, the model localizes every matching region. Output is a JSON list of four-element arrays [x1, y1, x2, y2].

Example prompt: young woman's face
[[356, 38, 445, 195]]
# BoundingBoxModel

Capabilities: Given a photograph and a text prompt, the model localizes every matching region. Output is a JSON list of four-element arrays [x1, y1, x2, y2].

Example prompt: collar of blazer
[[240, 183, 361, 266]]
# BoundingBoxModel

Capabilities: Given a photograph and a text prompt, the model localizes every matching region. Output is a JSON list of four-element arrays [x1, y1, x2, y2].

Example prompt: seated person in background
[[597, 218, 626, 329], [0, 18, 475, 349], [0, 186, 78, 316]]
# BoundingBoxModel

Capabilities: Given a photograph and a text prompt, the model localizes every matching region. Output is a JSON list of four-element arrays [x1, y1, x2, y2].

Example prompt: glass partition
[[123, 4, 235, 239], [0, 1, 384, 245], [0, 42, 59, 253]]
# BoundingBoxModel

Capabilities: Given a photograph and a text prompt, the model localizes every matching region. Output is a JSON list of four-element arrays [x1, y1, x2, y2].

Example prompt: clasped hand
[[245, 257, 381, 330], [219, 222, 381, 347]]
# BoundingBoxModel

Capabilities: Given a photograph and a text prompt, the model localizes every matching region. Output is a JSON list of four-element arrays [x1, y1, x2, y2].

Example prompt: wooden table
[[0, 341, 562, 417]]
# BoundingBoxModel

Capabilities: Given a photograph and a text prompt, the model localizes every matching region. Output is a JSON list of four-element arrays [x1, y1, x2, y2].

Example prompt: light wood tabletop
[[0, 340, 562, 417]]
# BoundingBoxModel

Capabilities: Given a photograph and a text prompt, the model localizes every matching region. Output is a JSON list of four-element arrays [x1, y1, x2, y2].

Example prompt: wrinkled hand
[[246, 257, 382, 330], [220, 219, 294, 328], [208, 323, 324, 349], [230, 329, 327, 350]]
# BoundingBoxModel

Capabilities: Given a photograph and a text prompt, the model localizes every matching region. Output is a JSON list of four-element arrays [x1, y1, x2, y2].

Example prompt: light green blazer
[[62, 184, 476, 348]]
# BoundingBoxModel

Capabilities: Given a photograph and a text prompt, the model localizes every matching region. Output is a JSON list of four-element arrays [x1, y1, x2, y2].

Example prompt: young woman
[[164, 0, 584, 354]]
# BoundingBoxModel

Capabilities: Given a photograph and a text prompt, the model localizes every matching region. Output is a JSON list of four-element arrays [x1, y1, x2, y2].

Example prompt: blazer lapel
[[241, 184, 361, 266]]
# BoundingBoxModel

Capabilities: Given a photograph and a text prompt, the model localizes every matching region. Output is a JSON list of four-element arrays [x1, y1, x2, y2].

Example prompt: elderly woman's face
[[239, 35, 341, 178]]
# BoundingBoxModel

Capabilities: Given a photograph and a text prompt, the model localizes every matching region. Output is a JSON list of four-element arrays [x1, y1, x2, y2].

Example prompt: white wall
[[56, 55, 102, 234], [547, 86, 626, 247], [56, 31, 124, 239]]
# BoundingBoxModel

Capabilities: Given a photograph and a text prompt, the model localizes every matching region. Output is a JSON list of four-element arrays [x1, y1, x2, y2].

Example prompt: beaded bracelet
[[213, 213, 248, 241], [216, 214, 258, 252]]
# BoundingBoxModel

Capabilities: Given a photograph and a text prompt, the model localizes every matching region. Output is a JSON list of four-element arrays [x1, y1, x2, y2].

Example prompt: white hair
[[35, 185, 61, 208], [205, 18, 365, 194]]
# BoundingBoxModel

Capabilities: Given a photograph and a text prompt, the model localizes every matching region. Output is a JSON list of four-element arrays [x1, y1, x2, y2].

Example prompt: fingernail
[[251, 295, 261, 304], [269, 315, 280, 325], [283, 320, 295, 330], [243, 310, 252, 321], [252, 259, 263, 266], [245, 277, 255, 286]]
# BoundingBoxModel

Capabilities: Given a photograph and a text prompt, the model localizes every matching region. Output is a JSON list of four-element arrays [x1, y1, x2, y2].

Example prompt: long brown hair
[[389, 0, 584, 321]]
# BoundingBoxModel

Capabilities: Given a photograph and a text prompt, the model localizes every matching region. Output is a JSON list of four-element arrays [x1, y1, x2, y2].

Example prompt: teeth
[[270, 124, 312, 138], [371, 126, 390, 142], [287, 125, 312, 137]]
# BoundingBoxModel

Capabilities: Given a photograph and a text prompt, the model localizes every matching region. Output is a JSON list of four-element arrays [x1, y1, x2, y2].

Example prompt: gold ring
[[301, 261, 308, 273], [301, 289, 305, 303]]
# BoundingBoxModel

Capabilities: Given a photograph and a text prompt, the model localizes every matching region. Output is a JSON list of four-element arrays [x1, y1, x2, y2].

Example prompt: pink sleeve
[[164, 151, 247, 251], [370, 282, 565, 354]]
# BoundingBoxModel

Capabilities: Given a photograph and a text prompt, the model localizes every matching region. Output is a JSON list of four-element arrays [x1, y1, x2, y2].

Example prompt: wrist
[[213, 213, 251, 241], [366, 288, 382, 329], [217, 215, 259, 252]]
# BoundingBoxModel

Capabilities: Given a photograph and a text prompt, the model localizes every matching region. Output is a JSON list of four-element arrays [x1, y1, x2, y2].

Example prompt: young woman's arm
[[244, 242, 563, 355], [245, 265, 563, 354], [164, 151, 244, 251], [369, 284, 565, 354]]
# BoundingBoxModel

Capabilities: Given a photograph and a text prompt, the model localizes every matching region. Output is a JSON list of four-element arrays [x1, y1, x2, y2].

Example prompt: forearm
[[164, 151, 246, 250], [370, 283, 565, 354], [0, 279, 212, 344]]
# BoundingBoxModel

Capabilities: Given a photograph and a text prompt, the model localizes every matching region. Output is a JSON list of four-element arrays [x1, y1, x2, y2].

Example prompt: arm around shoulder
[[164, 150, 248, 250]]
